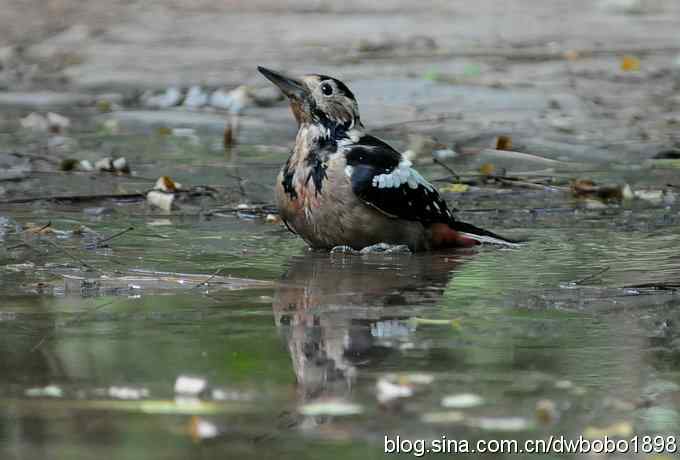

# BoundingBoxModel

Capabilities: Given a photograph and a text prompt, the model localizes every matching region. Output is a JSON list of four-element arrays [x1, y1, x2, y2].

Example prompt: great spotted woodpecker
[[258, 66, 515, 251]]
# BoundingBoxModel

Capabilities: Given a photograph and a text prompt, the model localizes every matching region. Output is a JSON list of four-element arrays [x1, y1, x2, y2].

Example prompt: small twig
[[0, 186, 218, 205], [41, 238, 101, 273], [96, 226, 134, 246], [192, 267, 225, 290], [623, 282, 680, 291], [572, 266, 610, 286], [9, 152, 61, 165], [204, 204, 278, 216], [493, 176, 567, 192], [22, 221, 52, 234], [432, 157, 460, 182]]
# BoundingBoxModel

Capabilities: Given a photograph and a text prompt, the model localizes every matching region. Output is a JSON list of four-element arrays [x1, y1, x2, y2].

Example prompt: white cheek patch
[[371, 159, 435, 191]]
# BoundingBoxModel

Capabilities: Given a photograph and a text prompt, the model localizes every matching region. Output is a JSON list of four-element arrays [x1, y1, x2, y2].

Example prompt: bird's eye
[[320, 83, 333, 96]]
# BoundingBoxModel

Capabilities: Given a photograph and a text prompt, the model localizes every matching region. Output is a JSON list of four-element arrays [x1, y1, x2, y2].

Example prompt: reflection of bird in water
[[272, 251, 466, 402]]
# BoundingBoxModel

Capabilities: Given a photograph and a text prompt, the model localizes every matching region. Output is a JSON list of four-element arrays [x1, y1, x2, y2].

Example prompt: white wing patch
[[371, 159, 435, 191]]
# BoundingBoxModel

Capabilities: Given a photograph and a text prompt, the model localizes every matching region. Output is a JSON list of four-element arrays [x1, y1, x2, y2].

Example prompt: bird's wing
[[344, 134, 456, 224]]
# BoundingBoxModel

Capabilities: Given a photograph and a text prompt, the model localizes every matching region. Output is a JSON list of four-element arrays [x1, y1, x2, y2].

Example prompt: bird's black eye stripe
[[320, 82, 333, 96]]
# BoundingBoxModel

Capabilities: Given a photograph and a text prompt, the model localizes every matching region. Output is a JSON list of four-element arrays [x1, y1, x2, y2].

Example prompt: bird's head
[[258, 67, 362, 133]]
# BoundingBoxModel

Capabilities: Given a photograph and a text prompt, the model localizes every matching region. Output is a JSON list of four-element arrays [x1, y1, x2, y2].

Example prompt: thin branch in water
[[432, 157, 460, 182], [23, 221, 52, 234], [572, 266, 610, 285], [192, 267, 226, 290], [41, 238, 102, 273], [97, 226, 134, 246]]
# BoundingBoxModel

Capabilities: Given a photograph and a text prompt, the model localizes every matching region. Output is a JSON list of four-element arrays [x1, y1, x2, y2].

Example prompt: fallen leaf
[[583, 421, 633, 439], [189, 416, 219, 441], [46, 112, 70, 133], [376, 377, 413, 403], [471, 416, 532, 432], [407, 317, 461, 329], [147, 190, 175, 212], [25, 385, 63, 398], [23, 223, 54, 235], [442, 393, 484, 409], [154, 176, 182, 192], [20, 112, 48, 132], [535, 399, 558, 424], [421, 411, 465, 424], [108, 386, 149, 400], [298, 399, 363, 416], [495, 135, 512, 151], [479, 163, 496, 176], [563, 49, 580, 61], [440, 183, 469, 193], [571, 179, 623, 201], [174, 375, 207, 396], [620, 55, 640, 72]]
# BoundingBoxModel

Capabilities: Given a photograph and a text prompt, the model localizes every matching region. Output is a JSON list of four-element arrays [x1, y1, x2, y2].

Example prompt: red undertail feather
[[430, 222, 518, 249]]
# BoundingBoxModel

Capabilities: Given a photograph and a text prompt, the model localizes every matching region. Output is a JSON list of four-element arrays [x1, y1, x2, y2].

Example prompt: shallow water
[[1, 115, 680, 459]]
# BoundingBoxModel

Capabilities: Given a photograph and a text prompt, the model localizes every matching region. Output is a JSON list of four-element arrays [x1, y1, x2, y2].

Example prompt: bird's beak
[[258, 66, 308, 101]]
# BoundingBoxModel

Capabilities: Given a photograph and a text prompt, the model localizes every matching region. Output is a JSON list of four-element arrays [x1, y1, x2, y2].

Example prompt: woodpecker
[[258, 67, 515, 251]]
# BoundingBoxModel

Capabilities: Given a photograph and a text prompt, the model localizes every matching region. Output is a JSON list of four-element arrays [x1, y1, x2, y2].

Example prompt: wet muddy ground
[[2, 1, 680, 459]]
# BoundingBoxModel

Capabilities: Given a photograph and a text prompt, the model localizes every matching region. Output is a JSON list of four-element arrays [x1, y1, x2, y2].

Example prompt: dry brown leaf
[[621, 55, 640, 72], [479, 163, 496, 176], [571, 179, 623, 201], [495, 135, 512, 151]]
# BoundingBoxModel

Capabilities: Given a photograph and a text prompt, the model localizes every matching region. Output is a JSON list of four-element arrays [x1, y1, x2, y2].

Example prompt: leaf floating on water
[[495, 135, 512, 151], [265, 214, 281, 224], [440, 183, 469, 193], [397, 373, 435, 385], [147, 190, 174, 212], [479, 163, 496, 176], [376, 378, 413, 403], [23, 222, 54, 235], [562, 49, 580, 61], [108, 386, 149, 400], [407, 317, 461, 330], [620, 55, 640, 72], [154, 176, 182, 192], [25, 385, 63, 398], [189, 416, 219, 441], [441, 393, 484, 409], [174, 375, 207, 396], [535, 399, 558, 425], [298, 399, 363, 416], [583, 420, 633, 439], [571, 179, 624, 202], [421, 411, 465, 424], [471, 416, 533, 432], [376, 373, 434, 403], [554, 379, 573, 390]]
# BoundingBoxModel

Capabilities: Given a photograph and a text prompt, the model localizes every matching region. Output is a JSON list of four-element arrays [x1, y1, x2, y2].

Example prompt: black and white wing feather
[[343, 134, 516, 246], [344, 135, 455, 223]]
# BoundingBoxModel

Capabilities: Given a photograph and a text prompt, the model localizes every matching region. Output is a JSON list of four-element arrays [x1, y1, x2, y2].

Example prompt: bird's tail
[[450, 221, 520, 247]]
